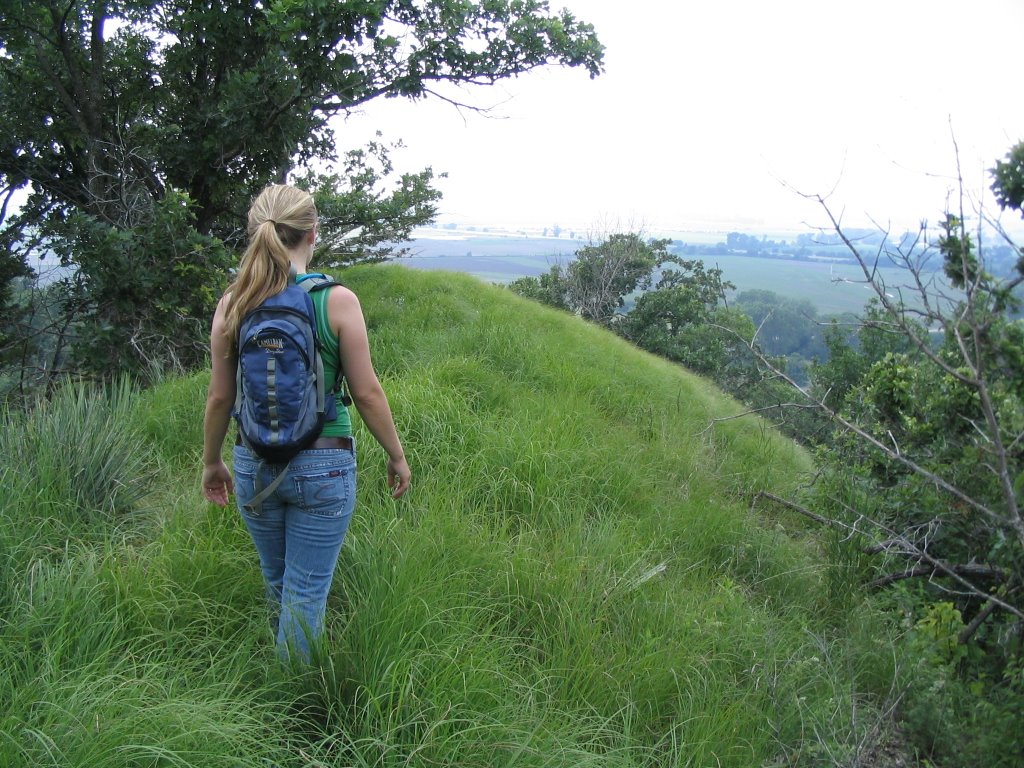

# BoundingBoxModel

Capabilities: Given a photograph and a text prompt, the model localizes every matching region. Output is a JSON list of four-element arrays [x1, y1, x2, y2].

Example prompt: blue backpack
[[233, 272, 343, 510]]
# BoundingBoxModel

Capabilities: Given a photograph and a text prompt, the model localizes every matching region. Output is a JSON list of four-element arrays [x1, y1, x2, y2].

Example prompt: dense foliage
[[0, 0, 603, 392], [780, 145, 1024, 767]]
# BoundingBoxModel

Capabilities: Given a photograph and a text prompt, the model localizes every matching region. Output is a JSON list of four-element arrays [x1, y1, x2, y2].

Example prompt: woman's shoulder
[[325, 282, 360, 308], [323, 282, 366, 336], [214, 290, 233, 315]]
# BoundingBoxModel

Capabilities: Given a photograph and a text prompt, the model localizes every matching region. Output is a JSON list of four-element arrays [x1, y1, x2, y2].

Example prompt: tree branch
[[753, 491, 1024, 620], [867, 563, 1008, 590], [958, 595, 1003, 645]]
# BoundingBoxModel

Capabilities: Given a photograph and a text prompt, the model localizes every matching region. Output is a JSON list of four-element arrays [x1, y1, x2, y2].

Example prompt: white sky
[[336, 0, 1024, 237]]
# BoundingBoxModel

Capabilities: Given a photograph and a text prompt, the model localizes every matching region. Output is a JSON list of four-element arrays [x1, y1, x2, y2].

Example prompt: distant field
[[394, 236, 917, 317], [707, 253, 892, 316]]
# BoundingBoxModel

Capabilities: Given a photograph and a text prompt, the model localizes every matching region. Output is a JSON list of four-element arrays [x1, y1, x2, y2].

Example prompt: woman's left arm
[[202, 295, 236, 506], [330, 285, 411, 499]]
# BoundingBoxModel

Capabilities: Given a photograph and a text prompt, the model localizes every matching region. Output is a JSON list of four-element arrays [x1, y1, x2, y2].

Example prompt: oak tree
[[0, 0, 604, 387]]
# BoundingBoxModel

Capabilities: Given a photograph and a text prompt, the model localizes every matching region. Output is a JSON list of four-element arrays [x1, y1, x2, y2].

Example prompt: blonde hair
[[224, 184, 318, 348]]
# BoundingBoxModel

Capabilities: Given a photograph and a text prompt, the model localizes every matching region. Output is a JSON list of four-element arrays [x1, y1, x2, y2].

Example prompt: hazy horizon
[[337, 0, 1024, 238]]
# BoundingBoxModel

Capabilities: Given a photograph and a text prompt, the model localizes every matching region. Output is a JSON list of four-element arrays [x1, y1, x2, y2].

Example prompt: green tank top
[[299, 274, 352, 438]]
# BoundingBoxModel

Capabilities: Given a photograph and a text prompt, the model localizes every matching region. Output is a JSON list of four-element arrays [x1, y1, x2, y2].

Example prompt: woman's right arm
[[329, 285, 411, 499], [201, 295, 236, 506]]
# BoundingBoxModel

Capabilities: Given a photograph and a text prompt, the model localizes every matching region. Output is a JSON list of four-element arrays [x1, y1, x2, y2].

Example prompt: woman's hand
[[387, 455, 411, 499], [202, 460, 234, 506]]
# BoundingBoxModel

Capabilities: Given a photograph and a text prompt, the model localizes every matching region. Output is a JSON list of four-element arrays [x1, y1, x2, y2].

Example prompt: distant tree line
[[670, 227, 1020, 278]]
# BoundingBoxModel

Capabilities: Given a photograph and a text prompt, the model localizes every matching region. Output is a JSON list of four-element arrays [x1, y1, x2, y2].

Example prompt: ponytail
[[223, 185, 318, 349]]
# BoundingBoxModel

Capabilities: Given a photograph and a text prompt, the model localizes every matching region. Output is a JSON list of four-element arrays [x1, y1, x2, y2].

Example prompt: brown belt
[[310, 436, 353, 451], [235, 435, 353, 451]]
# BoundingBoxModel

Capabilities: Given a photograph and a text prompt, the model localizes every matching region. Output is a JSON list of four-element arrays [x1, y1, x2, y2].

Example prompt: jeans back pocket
[[293, 465, 355, 517]]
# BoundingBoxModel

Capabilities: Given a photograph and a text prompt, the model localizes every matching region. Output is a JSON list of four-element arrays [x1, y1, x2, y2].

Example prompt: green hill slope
[[0, 265, 893, 767]]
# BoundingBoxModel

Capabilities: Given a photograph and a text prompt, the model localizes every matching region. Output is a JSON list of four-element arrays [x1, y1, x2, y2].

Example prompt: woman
[[201, 183, 411, 661]]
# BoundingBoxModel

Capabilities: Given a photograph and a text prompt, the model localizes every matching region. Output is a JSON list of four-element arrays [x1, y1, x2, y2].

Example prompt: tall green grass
[[1, 379, 155, 523], [0, 265, 898, 767], [0, 380, 322, 766], [0, 380, 157, 616]]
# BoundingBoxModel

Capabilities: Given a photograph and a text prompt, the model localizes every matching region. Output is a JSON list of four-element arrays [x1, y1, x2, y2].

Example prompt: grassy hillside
[[0, 266, 896, 767]]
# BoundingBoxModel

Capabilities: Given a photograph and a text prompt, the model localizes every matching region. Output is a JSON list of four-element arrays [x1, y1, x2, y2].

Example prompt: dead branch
[[752, 490, 834, 527], [959, 595, 1003, 645], [697, 401, 821, 436], [752, 491, 1024, 621], [868, 563, 1008, 590]]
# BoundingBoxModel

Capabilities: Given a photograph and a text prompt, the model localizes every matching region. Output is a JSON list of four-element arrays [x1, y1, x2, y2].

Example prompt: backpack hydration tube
[[233, 272, 342, 511]]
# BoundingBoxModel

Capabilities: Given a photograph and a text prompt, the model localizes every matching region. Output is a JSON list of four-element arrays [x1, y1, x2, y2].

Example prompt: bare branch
[[697, 401, 820, 436], [720, 319, 1022, 541], [753, 492, 1024, 620], [868, 563, 1008, 590], [810, 196, 979, 387], [958, 596, 1002, 645], [755, 180, 1024, 547]]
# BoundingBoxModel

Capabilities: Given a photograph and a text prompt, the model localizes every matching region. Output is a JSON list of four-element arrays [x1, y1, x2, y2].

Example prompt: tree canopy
[[0, 0, 604, 389], [0, 0, 602, 234]]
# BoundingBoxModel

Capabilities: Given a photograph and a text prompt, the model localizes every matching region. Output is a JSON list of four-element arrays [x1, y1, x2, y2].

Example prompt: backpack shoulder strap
[[297, 273, 342, 294], [298, 275, 340, 346], [297, 273, 350, 404]]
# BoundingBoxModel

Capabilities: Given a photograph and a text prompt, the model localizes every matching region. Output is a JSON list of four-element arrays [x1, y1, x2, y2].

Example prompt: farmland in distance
[[394, 232, 901, 317]]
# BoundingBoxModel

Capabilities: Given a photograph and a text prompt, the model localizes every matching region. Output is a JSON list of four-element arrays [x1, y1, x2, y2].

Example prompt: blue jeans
[[232, 443, 356, 662]]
